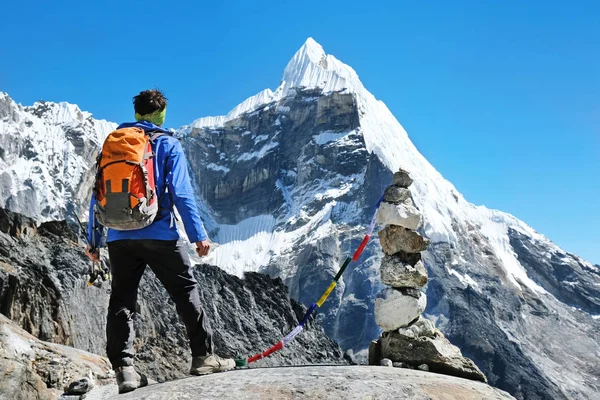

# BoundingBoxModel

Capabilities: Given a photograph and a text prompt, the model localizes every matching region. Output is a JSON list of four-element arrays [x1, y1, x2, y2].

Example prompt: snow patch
[[313, 130, 352, 145], [206, 163, 230, 173], [237, 141, 279, 162], [254, 134, 269, 144], [448, 268, 480, 290], [207, 215, 277, 277], [2, 324, 34, 357]]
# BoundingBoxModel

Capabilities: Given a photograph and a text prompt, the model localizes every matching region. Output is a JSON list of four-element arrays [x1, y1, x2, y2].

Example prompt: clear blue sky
[[2, 1, 598, 263]]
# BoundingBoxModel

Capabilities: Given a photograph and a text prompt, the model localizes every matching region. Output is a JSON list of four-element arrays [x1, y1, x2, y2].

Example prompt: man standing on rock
[[85, 89, 235, 394]]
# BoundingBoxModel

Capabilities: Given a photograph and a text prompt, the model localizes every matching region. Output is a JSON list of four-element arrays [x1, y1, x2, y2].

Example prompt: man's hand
[[195, 240, 210, 257], [85, 245, 100, 262]]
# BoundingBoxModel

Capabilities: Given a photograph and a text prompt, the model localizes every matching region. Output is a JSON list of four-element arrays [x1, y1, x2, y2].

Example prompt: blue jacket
[[87, 121, 208, 246]]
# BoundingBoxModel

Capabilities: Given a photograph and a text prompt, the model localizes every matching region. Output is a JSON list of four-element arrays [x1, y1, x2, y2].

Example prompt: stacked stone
[[372, 168, 430, 340], [369, 169, 487, 383]]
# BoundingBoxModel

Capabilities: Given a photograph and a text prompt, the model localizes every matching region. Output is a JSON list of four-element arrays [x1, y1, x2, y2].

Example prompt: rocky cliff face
[[183, 88, 389, 355], [0, 207, 345, 394]]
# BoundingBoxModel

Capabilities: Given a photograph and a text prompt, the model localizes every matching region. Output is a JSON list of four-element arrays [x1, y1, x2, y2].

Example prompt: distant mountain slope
[[0, 93, 114, 220]]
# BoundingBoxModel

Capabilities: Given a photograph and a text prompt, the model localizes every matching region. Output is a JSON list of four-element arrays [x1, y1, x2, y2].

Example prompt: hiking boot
[[189, 355, 236, 376], [115, 366, 148, 394]]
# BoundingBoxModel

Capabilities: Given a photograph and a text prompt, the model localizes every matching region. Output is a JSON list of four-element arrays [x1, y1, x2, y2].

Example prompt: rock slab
[[376, 202, 421, 230], [378, 225, 430, 255], [380, 256, 428, 288], [380, 332, 487, 383], [114, 366, 514, 400], [396, 317, 437, 339], [0, 314, 113, 400], [374, 288, 427, 331], [393, 169, 414, 188], [383, 186, 412, 204]]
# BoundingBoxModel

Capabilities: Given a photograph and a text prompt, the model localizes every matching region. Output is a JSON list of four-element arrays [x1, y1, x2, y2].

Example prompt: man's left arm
[[85, 195, 105, 261], [166, 140, 209, 253]]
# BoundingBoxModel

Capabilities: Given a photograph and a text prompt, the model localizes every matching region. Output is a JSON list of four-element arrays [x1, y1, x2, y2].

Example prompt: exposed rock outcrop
[[0, 207, 346, 399], [0, 314, 113, 400], [115, 366, 515, 400]]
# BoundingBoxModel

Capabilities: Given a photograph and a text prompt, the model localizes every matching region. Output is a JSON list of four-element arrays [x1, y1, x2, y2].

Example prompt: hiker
[[85, 89, 235, 394]]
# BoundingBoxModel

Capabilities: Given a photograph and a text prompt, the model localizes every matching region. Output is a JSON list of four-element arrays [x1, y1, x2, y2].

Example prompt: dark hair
[[133, 89, 167, 115]]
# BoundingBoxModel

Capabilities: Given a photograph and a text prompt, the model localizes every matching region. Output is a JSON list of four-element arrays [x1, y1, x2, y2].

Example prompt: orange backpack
[[93, 127, 164, 230]]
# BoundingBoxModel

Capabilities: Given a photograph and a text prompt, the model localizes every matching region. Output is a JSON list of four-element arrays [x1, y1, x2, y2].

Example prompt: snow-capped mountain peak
[[280, 37, 362, 96], [188, 38, 363, 130]]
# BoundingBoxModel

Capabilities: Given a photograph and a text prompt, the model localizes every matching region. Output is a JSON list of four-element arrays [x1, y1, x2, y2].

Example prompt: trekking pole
[[72, 207, 102, 286]]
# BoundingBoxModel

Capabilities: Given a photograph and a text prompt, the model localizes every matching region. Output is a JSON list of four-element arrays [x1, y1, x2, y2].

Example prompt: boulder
[[374, 288, 427, 331], [380, 359, 393, 367], [380, 331, 487, 382], [376, 202, 421, 230], [378, 226, 430, 255], [392, 169, 414, 188], [65, 378, 94, 395], [397, 317, 436, 339], [380, 256, 428, 288], [383, 186, 412, 204]]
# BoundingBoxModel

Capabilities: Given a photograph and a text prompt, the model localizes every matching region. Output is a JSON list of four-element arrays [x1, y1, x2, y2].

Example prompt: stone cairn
[[368, 168, 487, 382]]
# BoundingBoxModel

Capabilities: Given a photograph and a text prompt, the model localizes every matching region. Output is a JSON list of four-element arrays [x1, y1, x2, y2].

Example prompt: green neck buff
[[135, 108, 167, 126]]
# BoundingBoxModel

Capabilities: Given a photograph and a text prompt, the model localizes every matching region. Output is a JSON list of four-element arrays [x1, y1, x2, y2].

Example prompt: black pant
[[106, 239, 212, 369]]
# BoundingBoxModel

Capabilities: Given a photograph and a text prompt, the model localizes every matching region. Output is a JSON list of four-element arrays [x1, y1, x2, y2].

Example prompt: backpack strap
[[144, 130, 175, 215], [147, 130, 167, 143]]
